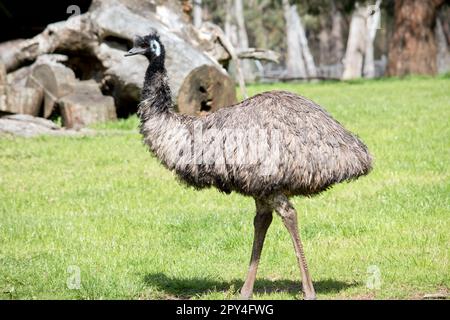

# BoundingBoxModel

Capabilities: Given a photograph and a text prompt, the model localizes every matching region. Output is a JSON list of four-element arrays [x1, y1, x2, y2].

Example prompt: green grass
[[1, 77, 449, 300]]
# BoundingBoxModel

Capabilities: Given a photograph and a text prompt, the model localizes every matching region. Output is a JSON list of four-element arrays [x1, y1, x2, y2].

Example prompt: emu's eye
[[150, 39, 161, 57]]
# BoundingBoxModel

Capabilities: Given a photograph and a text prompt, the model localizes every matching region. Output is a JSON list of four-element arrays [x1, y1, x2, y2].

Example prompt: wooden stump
[[0, 1, 250, 118], [2, 86, 44, 116], [0, 61, 44, 116], [177, 65, 237, 116], [0, 63, 6, 85], [27, 63, 77, 118], [0, 64, 6, 112], [58, 80, 117, 129]]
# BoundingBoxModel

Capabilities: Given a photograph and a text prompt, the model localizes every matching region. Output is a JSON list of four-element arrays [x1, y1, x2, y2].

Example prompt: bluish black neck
[[139, 58, 172, 115]]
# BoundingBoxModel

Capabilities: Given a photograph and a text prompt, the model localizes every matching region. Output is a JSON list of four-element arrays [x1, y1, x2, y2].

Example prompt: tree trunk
[[233, 0, 255, 82], [342, 1, 382, 80], [363, 0, 382, 78], [193, 0, 202, 28], [330, 0, 344, 64], [248, 0, 269, 49], [224, 0, 238, 46], [387, 0, 445, 76], [319, 0, 344, 66], [342, 5, 367, 80], [295, 7, 317, 77], [282, 0, 306, 78], [435, 17, 450, 74], [27, 62, 77, 118], [205, 23, 248, 99]]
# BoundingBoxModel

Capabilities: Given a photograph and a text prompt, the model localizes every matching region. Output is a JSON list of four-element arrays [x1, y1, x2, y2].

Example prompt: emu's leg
[[240, 198, 273, 299], [273, 194, 316, 300]]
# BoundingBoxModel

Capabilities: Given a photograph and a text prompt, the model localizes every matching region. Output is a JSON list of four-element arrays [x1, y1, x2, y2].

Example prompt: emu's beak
[[125, 47, 146, 57]]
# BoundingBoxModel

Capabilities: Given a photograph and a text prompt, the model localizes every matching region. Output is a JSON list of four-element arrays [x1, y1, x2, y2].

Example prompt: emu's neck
[[139, 62, 172, 116], [137, 60, 195, 170]]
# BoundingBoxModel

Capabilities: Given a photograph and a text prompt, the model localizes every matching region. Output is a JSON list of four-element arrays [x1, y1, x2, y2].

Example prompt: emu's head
[[125, 31, 165, 64]]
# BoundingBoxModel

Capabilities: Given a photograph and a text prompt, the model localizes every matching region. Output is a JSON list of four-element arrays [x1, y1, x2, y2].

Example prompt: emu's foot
[[302, 290, 317, 300], [240, 288, 253, 300]]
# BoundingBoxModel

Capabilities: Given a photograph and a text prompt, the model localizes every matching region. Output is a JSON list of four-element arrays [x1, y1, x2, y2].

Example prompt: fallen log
[[177, 65, 236, 116], [0, 39, 26, 72], [0, 61, 44, 116], [0, 1, 238, 116], [0, 114, 95, 138], [0, 86, 44, 116], [58, 80, 117, 129], [91, 2, 237, 113], [237, 48, 281, 63], [0, 114, 60, 137], [0, 63, 6, 85], [7, 54, 70, 87], [0, 64, 6, 111], [1, 14, 96, 73], [27, 62, 77, 118]]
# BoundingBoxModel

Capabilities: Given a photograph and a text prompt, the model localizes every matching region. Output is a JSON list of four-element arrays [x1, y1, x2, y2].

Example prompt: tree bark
[[193, 0, 202, 28], [177, 65, 237, 116], [282, 0, 307, 78], [435, 17, 450, 74], [364, 0, 382, 78], [342, 1, 382, 80], [0, 63, 6, 86], [296, 13, 317, 77], [58, 80, 117, 129], [233, 0, 255, 82], [342, 5, 367, 80], [330, 0, 344, 64], [27, 62, 77, 118], [387, 0, 445, 76], [319, 0, 345, 66], [224, 0, 238, 46], [0, 86, 43, 116]]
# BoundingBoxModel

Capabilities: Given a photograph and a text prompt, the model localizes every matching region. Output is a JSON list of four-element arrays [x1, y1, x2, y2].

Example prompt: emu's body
[[129, 33, 372, 300]]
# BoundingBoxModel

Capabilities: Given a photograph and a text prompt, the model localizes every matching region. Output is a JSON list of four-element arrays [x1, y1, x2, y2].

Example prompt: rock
[[58, 80, 117, 129], [26, 62, 77, 118]]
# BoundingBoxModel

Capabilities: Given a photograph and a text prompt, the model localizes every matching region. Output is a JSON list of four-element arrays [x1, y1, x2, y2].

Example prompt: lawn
[[0, 77, 449, 300]]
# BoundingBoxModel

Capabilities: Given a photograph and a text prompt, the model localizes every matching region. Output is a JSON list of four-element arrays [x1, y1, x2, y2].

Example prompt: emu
[[125, 32, 372, 300]]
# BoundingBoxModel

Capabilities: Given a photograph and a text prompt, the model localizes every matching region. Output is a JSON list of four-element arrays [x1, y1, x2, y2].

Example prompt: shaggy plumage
[[127, 31, 373, 300], [138, 72, 372, 198]]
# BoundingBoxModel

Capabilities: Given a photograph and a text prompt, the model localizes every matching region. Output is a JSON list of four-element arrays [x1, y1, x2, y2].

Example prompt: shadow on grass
[[143, 273, 359, 299]]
